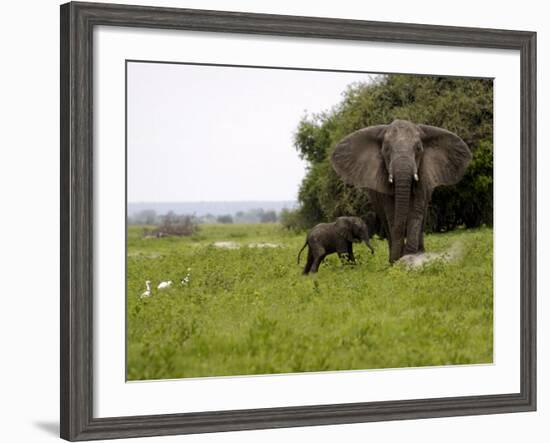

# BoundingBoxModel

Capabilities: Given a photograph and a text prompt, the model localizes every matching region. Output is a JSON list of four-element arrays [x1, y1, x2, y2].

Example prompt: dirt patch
[[398, 242, 463, 269], [248, 242, 280, 249], [212, 241, 240, 249], [212, 241, 282, 249]]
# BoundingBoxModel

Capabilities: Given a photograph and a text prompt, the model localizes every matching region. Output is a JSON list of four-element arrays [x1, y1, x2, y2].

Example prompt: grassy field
[[127, 223, 493, 380]]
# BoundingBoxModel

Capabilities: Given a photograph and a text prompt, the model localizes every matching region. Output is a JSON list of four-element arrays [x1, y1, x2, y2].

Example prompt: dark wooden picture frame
[[60, 1, 536, 440]]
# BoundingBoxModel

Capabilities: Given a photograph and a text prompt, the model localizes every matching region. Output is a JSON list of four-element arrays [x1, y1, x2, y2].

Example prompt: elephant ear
[[418, 124, 472, 190], [331, 125, 392, 194], [335, 218, 354, 242]]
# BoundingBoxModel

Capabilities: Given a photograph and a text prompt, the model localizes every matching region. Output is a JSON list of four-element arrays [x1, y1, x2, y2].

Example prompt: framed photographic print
[[60, 1, 536, 441]]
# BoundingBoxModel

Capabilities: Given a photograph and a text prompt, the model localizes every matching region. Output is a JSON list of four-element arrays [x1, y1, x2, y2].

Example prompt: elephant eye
[[415, 143, 423, 153]]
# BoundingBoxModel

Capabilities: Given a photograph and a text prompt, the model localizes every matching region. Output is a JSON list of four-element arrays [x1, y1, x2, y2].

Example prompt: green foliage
[[127, 223, 493, 380], [259, 210, 278, 223], [280, 208, 308, 232], [291, 74, 493, 231]]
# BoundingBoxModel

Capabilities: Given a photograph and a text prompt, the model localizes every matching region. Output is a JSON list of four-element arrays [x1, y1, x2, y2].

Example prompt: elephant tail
[[297, 240, 308, 264]]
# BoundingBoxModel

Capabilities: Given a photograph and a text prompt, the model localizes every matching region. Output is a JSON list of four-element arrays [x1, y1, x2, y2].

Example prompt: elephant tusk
[[388, 174, 393, 183], [414, 173, 419, 181]]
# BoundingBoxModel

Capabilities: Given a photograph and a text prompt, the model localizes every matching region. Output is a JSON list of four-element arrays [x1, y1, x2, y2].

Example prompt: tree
[[260, 210, 278, 223], [290, 74, 493, 232]]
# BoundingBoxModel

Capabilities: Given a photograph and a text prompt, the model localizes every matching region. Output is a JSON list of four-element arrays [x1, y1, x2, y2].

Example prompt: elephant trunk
[[391, 162, 413, 262], [361, 227, 375, 254]]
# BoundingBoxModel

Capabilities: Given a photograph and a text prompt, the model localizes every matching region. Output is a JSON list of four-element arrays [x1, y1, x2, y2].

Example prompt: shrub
[[216, 215, 234, 224], [145, 211, 199, 237]]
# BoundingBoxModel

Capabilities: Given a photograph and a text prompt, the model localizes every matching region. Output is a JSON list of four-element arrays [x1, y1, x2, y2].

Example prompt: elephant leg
[[368, 190, 394, 262], [404, 188, 429, 255], [303, 249, 314, 275], [384, 218, 393, 262], [346, 242, 356, 263], [384, 200, 396, 262], [383, 229, 393, 263], [310, 253, 326, 273], [418, 214, 426, 252], [404, 218, 422, 254]]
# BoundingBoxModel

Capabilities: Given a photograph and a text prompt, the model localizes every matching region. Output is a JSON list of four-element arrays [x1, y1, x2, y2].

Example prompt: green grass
[[127, 223, 493, 380]]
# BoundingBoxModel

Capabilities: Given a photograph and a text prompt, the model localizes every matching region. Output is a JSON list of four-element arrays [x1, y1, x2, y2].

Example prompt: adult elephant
[[331, 120, 471, 263]]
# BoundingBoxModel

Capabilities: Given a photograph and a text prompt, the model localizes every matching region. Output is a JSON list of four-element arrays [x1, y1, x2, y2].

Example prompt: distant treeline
[[128, 207, 282, 226]]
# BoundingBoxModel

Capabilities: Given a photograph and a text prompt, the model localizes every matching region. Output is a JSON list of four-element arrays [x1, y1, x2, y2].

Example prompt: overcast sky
[[127, 62, 374, 202]]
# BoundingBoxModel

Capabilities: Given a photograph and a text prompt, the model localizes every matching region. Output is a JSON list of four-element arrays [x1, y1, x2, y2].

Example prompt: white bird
[[140, 280, 152, 298], [157, 280, 172, 290], [181, 268, 192, 285]]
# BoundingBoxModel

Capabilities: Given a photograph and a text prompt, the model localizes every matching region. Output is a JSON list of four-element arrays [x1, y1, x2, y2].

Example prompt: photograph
[[125, 62, 494, 381], [56, 1, 538, 440]]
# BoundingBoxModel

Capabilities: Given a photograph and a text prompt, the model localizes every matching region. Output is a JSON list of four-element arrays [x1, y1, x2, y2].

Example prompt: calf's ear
[[335, 218, 354, 242]]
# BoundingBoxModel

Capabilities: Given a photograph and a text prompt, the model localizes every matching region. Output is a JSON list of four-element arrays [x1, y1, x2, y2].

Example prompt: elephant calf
[[297, 216, 374, 274]]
